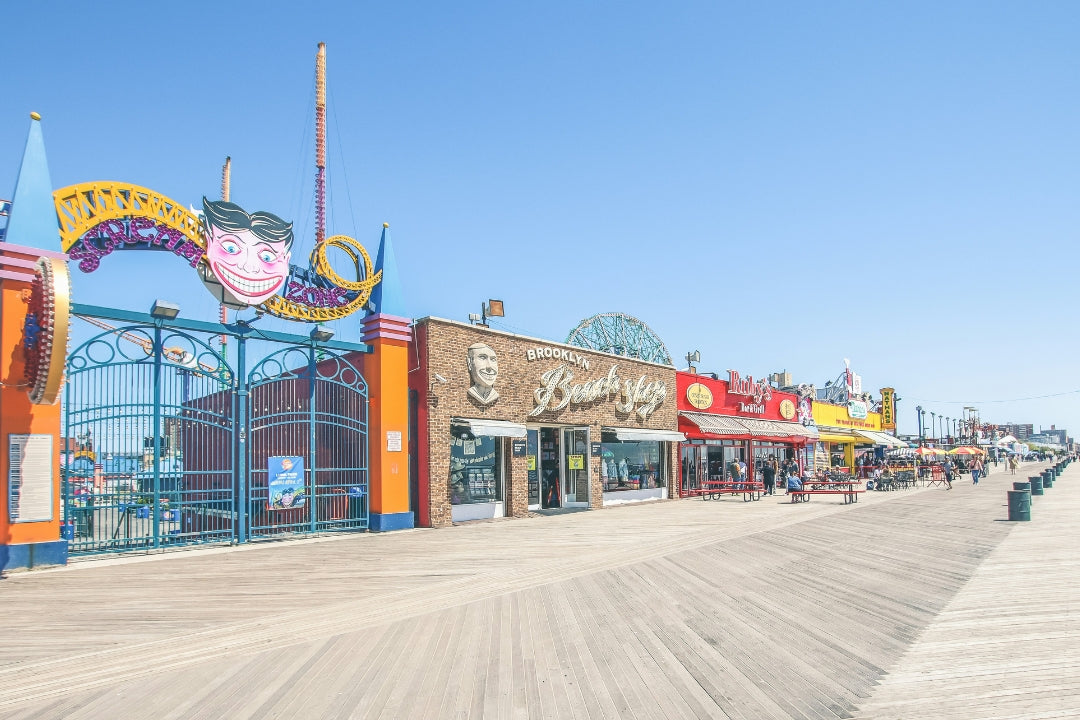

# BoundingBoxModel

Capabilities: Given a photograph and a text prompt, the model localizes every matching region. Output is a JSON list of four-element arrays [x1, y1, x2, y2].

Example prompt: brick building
[[409, 318, 682, 527]]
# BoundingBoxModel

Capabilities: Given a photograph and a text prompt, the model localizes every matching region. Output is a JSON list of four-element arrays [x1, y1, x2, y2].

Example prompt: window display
[[449, 425, 502, 505], [600, 433, 666, 492]]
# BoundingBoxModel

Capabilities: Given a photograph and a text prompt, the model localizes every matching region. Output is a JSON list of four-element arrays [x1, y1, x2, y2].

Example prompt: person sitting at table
[[785, 471, 803, 494]]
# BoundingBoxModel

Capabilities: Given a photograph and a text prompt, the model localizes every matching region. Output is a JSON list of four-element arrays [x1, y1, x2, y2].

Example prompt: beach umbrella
[[948, 446, 983, 455], [916, 447, 945, 457]]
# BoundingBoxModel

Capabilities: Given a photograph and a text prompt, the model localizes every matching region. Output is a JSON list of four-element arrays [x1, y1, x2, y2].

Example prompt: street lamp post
[[916, 405, 924, 445], [930, 411, 937, 443]]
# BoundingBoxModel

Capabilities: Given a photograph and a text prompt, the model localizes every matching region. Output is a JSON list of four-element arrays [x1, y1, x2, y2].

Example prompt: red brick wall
[[410, 318, 679, 527]]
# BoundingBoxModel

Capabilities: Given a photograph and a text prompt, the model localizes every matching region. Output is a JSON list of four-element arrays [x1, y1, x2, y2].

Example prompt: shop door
[[539, 427, 561, 509], [681, 445, 706, 496], [562, 428, 589, 506]]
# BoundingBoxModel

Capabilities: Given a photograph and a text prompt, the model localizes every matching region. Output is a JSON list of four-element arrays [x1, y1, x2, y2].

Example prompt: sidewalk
[[0, 461, 1071, 719]]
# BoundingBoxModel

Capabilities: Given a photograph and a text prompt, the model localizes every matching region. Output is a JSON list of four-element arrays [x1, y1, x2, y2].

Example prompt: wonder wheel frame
[[566, 312, 673, 366]]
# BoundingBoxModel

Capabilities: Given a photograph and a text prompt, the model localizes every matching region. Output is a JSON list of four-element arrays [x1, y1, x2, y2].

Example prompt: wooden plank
[[0, 461, 1073, 718]]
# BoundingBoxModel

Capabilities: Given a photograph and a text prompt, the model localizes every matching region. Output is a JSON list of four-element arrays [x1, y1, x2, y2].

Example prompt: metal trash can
[[1042, 470, 1053, 489], [1013, 482, 1030, 492], [1029, 475, 1044, 496], [1007, 490, 1031, 521]]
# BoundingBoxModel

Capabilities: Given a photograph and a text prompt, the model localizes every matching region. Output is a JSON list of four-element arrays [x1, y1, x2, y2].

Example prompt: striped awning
[[681, 412, 818, 440], [681, 412, 748, 435]]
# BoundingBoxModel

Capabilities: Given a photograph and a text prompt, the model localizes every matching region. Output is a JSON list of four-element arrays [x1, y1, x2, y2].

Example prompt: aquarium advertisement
[[268, 456, 307, 510]]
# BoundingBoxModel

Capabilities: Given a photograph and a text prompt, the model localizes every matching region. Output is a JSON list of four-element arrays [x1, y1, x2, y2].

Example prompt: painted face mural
[[202, 198, 293, 307]]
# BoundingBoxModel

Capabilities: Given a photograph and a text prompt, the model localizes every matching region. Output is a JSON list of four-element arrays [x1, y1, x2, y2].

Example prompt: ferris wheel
[[566, 313, 673, 366]]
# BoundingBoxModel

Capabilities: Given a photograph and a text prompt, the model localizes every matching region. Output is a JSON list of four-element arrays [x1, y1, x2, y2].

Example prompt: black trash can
[[1029, 475, 1044, 496], [1007, 490, 1031, 521], [1013, 481, 1030, 492]]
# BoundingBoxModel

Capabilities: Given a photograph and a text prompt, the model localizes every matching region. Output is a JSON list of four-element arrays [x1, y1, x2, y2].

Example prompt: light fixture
[[310, 326, 334, 343], [685, 350, 700, 372], [468, 313, 482, 324], [150, 300, 180, 320], [480, 299, 504, 326]]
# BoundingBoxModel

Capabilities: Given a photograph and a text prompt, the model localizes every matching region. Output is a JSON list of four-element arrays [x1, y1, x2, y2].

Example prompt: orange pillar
[[360, 316, 413, 530], [0, 244, 68, 570]]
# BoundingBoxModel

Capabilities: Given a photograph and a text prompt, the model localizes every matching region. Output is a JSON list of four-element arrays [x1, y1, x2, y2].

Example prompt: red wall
[[676, 370, 800, 422]]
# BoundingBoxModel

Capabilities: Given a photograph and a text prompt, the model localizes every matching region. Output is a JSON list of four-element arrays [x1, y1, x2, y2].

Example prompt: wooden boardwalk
[[0, 461, 1074, 719]]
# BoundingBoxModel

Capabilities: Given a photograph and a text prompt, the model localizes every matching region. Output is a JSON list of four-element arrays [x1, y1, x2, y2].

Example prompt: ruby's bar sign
[[727, 370, 773, 414]]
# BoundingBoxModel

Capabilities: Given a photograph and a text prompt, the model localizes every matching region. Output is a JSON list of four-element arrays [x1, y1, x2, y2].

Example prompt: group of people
[[757, 456, 803, 495], [939, 454, 988, 489]]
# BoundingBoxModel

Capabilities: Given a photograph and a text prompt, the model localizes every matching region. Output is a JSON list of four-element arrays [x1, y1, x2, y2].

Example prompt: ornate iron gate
[[61, 309, 369, 556], [62, 324, 235, 553], [246, 346, 369, 539]]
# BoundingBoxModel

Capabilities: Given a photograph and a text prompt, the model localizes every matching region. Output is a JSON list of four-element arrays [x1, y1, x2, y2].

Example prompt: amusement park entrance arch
[[62, 302, 372, 556]]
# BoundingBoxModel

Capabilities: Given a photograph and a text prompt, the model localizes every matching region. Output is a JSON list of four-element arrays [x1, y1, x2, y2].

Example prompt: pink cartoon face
[[206, 225, 291, 306]]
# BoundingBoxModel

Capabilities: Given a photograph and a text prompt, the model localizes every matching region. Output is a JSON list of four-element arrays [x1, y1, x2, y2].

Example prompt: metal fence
[[61, 308, 370, 556]]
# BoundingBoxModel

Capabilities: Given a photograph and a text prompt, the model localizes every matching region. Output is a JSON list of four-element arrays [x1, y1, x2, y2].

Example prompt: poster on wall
[[8, 434, 53, 523], [268, 456, 307, 510]]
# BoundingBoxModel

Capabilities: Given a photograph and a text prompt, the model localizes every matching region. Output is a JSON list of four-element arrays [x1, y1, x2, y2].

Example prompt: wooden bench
[[702, 480, 763, 502], [788, 488, 864, 504]]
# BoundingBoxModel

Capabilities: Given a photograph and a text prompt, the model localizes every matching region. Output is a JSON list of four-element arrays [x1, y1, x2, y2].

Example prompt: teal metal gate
[[61, 304, 370, 555], [246, 346, 369, 539]]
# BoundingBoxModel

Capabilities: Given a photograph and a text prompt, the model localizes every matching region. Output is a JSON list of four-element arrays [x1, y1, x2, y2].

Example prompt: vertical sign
[[268, 456, 306, 510], [880, 387, 896, 431], [8, 434, 53, 523]]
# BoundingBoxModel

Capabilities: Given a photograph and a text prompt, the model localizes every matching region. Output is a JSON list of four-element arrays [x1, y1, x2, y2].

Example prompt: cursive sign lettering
[[530, 363, 666, 419]]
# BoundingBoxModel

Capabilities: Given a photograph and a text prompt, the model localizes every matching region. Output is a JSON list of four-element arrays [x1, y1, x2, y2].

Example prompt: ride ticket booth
[[409, 318, 682, 527]]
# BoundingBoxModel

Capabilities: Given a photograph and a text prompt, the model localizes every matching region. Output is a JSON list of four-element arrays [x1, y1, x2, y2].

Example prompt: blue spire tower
[[1, 113, 70, 571]]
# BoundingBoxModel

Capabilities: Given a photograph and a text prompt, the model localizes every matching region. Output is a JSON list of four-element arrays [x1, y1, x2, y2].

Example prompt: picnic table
[[701, 478, 764, 502], [789, 479, 864, 504]]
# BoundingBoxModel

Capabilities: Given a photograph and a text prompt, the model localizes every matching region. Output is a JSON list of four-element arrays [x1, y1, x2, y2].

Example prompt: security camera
[[433, 373, 448, 384]]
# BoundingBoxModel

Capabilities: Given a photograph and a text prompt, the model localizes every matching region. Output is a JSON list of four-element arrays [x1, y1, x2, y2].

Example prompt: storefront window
[[449, 426, 502, 505], [600, 432, 666, 492]]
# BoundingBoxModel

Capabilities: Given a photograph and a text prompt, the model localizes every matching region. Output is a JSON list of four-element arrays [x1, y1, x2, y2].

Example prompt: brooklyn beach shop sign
[[525, 347, 666, 419]]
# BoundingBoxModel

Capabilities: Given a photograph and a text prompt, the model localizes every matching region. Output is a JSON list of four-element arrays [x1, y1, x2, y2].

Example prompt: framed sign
[[591, 442, 602, 457], [8, 434, 53, 523], [568, 454, 584, 470], [511, 438, 527, 456]]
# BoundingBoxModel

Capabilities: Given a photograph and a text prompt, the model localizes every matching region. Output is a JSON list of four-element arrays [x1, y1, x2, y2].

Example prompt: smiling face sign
[[202, 198, 293, 307]]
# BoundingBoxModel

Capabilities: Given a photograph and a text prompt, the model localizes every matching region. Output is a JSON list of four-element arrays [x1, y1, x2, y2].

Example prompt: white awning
[[452, 418, 527, 438], [606, 427, 686, 442], [853, 430, 909, 448]]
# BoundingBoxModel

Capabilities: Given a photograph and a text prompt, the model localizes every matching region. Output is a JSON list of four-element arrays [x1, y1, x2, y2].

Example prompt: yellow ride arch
[[53, 181, 381, 323]]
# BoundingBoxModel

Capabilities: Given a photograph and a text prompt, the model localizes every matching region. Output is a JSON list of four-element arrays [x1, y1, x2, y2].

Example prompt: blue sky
[[2, 1, 1078, 437]]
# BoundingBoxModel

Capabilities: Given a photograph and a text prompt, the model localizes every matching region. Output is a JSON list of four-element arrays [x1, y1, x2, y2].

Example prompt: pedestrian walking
[[1008, 454, 1019, 475], [942, 457, 954, 489], [971, 456, 983, 485]]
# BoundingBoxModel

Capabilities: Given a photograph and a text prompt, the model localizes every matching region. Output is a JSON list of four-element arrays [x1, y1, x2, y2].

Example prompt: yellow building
[[812, 401, 906, 471]]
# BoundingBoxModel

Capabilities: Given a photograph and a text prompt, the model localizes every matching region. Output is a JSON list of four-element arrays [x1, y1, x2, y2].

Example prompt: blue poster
[[268, 456, 306, 510]]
